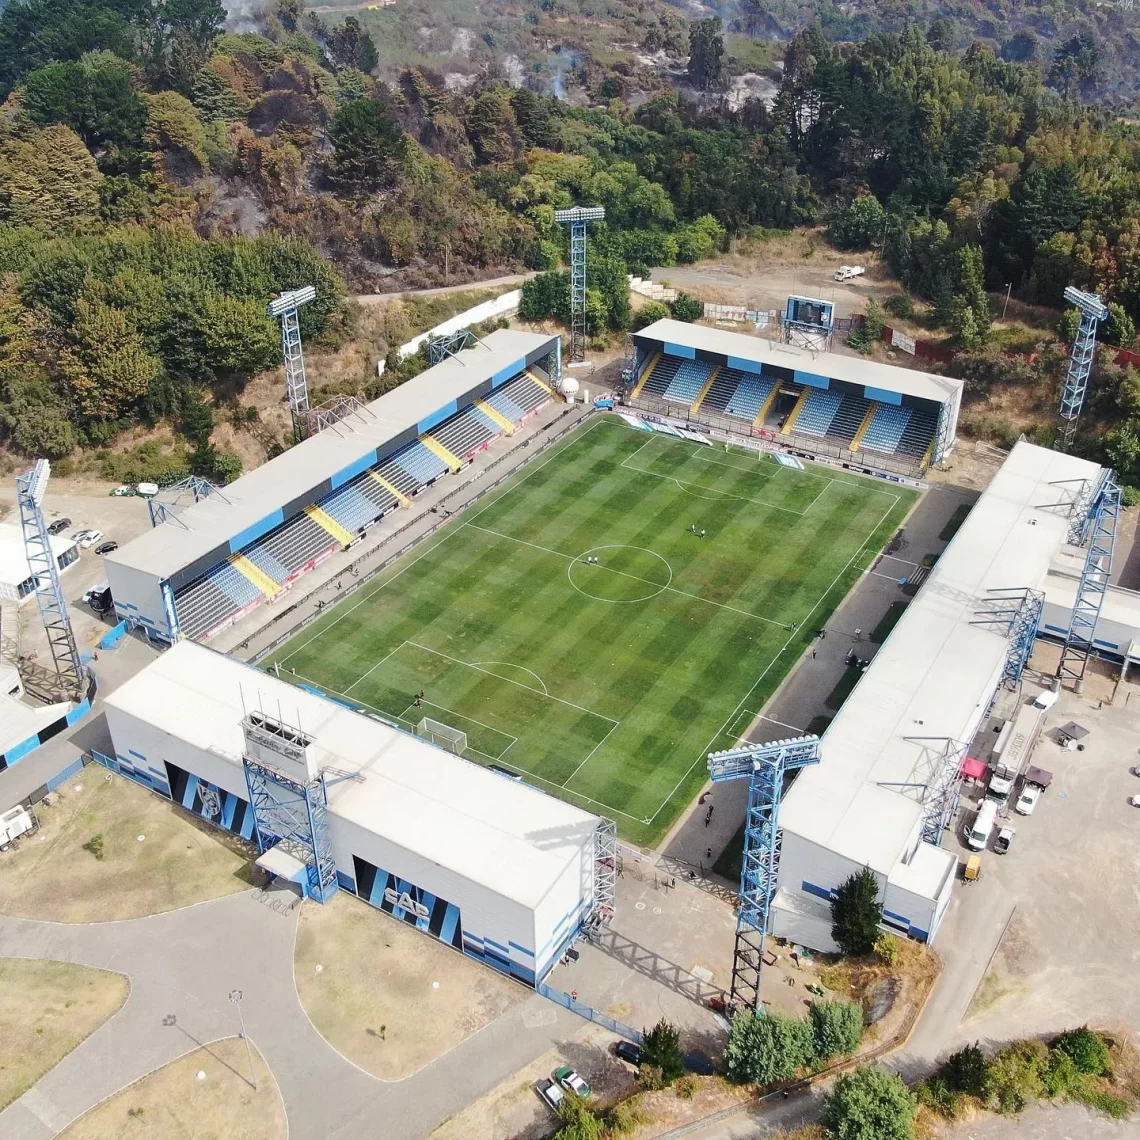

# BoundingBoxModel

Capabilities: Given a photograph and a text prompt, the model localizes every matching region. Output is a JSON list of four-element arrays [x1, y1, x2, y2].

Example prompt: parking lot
[[936, 650, 1140, 1051]]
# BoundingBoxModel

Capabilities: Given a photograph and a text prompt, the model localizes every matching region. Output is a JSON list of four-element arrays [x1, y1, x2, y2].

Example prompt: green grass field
[[268, 417, 918, 844]]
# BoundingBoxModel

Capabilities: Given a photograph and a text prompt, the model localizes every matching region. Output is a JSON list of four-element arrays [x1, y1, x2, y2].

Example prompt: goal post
[[417, 717, 468, 755]]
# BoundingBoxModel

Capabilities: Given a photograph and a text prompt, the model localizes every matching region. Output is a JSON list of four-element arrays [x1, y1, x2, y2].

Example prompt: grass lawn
[[0, 772, 255, 922], [58, 1038, 283, 1140], [268, 418, 917, 844], [295, 893, 523, 1079], [0, 959, 128, 1111]]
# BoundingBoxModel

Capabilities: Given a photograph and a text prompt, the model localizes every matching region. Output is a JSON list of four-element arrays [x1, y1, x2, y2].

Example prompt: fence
[[536, 980, 645, 1045], [250, 405, 589, 663], [625, 393, 928, 484]]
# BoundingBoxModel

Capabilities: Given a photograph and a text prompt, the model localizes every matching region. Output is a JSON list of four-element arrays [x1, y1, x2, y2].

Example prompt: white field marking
[[342, 640, 407, 695], [404, 640, 619, 726], [278, 416, 615, 667], [466, 522, 787, 629], [645, 490, 903, 825], [395, 700, 517, 763], [470, 661, 549, 695], [878, 552, 921, 567], [619, 452, 806, 516], [566, 545, 672, 604], [758, 714, 807, 733], [869, 570, 908, 582], [561, 718, 620, 789]]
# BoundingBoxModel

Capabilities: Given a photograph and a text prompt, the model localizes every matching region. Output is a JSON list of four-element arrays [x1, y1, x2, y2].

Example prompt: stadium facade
[[626, 319, 963, 475], [102, 641, 603, 984], [770, 441, 1104, 952], [103, 329, 561, 644]]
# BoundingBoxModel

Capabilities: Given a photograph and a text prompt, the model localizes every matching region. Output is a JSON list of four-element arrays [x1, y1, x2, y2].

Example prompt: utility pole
[[228, 989, 258, 1091], [1002, 283, 1012, 320]]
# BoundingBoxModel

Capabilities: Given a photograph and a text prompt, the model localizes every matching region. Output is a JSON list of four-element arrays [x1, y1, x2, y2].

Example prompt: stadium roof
[[0, 523, 76, 590], [780, 441, 1103, 884], [104, 642, 599, 910], [633, 319, 962, 406], [106, 329, 558, 583]]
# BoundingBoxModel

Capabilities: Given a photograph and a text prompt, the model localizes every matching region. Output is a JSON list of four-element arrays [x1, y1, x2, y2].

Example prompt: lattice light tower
[[241, 711, 339, 903], [268, 285, 317, 441], [1057, 286, 1109, 453], [15, 460, 84, 699], [147, 475, 229, 529], [554, 206, 605, 364], [1057, 471, 1122, 690], [707, 735, 820, 1011]]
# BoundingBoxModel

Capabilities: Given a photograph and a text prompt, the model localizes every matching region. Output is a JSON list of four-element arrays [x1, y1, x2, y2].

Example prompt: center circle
[[567, 545, 672, 603]]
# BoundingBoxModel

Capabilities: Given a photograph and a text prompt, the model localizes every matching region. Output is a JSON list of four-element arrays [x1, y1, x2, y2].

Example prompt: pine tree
[[830, 866, 882, 956]]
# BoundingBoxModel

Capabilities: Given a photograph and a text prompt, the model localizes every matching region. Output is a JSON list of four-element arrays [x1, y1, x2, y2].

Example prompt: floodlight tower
[[1057, 286, 1109, 453], [707, 735, 820, 1012], [15, 460, 83, 699], [268, 285, 317, 441], [554, 205, 605, 364]]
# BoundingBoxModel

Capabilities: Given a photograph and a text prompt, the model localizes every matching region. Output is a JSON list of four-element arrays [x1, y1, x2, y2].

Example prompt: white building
[[102, 641, 601, 984], [772, 441, 1104, 951], [0, 523, 79, 604]]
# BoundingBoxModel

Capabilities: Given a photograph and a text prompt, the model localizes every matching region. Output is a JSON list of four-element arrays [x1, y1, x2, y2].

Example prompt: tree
[[0, 125, 103, 232], [809, 999, 864, 1060], [519, 271, 570, 323], [822, 1066, 917, 1140], [671, 293, 703, 322], [830, 866, 882, 956], [829, 196, 886, 250], [1054, 1027, 1111, 1075], [641, 1019, 685, 1082], [687, 18, 725, 92], [724, 1009, 815, 1085], [326, 96, 409, 195], [633, 301, 671, 330], [553, 1095, 604, 1140], [943, 1042, 990, 1096], [1105, 303, 1136, 348], [952, 245, 990, 345], [329, 16, 377, 74]]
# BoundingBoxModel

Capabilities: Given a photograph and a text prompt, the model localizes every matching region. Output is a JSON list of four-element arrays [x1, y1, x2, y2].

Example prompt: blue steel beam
[[708, 736, 820, 1010], [1058, 287, 1109, 453], [1057, 472, 1122, 689]]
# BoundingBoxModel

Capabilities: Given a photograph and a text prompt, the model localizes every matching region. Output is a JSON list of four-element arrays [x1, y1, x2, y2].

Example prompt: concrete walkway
[[0, 889, 580, 1140]]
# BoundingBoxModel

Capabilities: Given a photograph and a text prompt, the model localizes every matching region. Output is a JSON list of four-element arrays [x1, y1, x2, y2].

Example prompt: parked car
[[94, 540, 118, 555], [555, 1066, 591, 1098], [1015, 783, 1042, 816], [538, 1080, 565, 1112], [47, 517, 71, 534], [109, 485, 134, 497], [73, 529, 104, 549], [614, 1040, 643, 1066], [994, 825, 1015, 855]]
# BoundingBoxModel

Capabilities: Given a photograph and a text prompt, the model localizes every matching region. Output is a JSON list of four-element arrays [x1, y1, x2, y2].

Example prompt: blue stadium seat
[[321, 484, 382, 533], [861, 405, 913, 455], [393, 441, 449, 487], [793, 390, 843, 437], [725, 374, 776, 421], [662, 359, 714, 405]]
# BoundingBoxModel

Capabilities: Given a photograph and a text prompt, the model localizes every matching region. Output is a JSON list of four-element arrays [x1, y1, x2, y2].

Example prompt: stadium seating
[[393, 440, 449, 486], [254, 513, 341, 579], [486, 372, 550, 420], [860, 405, 914, 455], [662, 359, 715, 405], [792, 390, 844, 437], [429, 406, 496, 459], [828, 394, 873, 444], [355, 471, 402, 514], [897, 406, 939, 459], [320, 483, 382, 535], [641, 355, 681, 396], [174, 561, 264, 641], [724, 373, 776, 421], [243, 544, 288, 585], [699, 366, 745, 412]]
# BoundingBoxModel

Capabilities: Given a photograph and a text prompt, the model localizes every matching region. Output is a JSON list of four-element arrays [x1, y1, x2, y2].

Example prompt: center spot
[[567, 545, 672, 603]]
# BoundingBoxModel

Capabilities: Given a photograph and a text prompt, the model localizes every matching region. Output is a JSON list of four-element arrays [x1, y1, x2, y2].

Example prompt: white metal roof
[[105, 329, 557, 582], [0, 523, 76, 589], [0, 693, 71, 755], [103, 641, 598, 910], [780, 441, 1103, 882], [634, 319, 962, 405]]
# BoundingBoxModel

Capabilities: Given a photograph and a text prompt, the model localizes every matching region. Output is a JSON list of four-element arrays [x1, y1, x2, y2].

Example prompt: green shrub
[[943, 1042, 990, 1096], [1040, 1047, 1080, 1097], [554, 1095, 604, 1140], [915, 1076, 962, 1118], [724, 1008, 815, 1085], [641, 1019, 685, 1082], [1069, 1084, 1132, 1118], [884, 294, 915, 320], [607, 1100, 649, 1135], [670, 292, 703, 322], [1054, 1027, 1111, 1075], [632, 300, 671, 331], [83, 834, 105, 861], [636, 1064, 666, 1091], [874, 933, 900, 966], [823, 1065, 917, 1140], [809, 998, 864, 1060], [986, 1040, 1048, 1114], [674, 1075, 698, 1099]]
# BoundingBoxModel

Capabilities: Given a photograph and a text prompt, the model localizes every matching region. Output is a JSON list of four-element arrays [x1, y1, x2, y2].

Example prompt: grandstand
[[627, 320, 962, 474], [104, 330, 561, 644]]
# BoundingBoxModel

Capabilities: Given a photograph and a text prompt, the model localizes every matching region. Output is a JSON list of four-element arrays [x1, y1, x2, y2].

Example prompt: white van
[[1032, 689, 1058, 711], [967, 799, 998, 851]]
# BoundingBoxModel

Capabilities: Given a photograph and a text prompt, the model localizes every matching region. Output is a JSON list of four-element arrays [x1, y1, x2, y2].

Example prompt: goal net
[[417, 717, 468, 756]]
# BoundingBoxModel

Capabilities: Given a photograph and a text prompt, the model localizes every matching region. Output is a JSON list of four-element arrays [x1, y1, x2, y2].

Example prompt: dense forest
[[3, 0, 1140, 484]]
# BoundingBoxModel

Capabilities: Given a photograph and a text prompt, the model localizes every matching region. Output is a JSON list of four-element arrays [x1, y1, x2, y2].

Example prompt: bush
[[830, 866, 883, 956], [1054, 1027, 1111, 1075], [829, 195, 887, 250], [641, 1019, 686, 1082], [1105, 302, 1136, 348], [943, 1042, 990, 1097], [822, 1065, 916, 1140], [554, 1095, 604, 1140], [874, 933, 900, 966], [809, 998, 864, 1060], [985, 1040, 1048, 1114], [724, 1008, 815, 1085], [884, 294, 915, 320], [632, 300, 671, 331], [637, 1064, 666, 1091], [670, 292, 703, 322], [83, 834, 105, 861], [915, 1076, 962, 1118]]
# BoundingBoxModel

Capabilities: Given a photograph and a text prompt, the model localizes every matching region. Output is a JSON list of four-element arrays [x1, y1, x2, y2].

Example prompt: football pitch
[[267, 417, 918, 844]]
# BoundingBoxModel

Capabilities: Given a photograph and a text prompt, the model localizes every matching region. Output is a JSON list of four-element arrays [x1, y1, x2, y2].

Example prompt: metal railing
[[536, 980, 645, 1045]]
